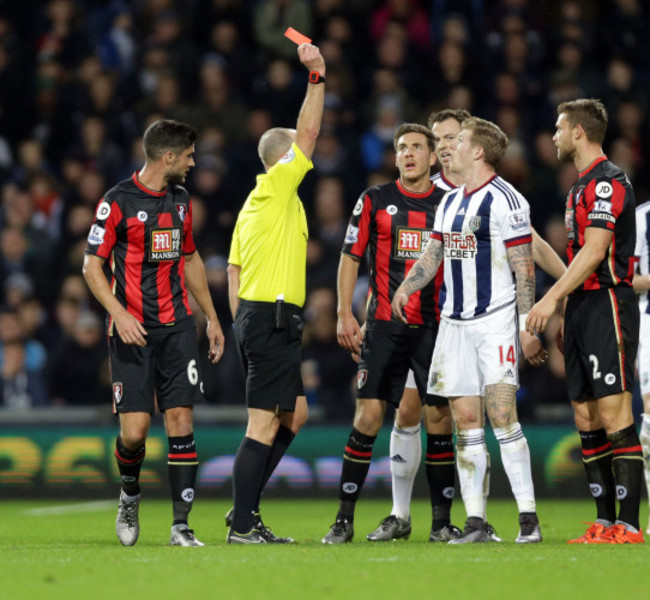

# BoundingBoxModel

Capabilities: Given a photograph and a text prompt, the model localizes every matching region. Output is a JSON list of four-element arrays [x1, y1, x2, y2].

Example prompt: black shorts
[[108, 324, 204, 414], [564, 286, 639, 401], [234, 300, 304, 411], [357, 321, 444, 407]]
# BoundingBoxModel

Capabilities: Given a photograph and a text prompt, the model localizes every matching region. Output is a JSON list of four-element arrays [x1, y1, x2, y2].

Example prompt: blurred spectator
[[0, 339, 49, 409], [48, 310, 110, 405], [301, 286, 356, 421], [253, 0, 313, 61]]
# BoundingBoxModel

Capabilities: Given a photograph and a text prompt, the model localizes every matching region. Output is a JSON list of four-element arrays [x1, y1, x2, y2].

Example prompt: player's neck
[[573, 144, 606, 174], [399, 174, 432, 194], [463, 164, 496, 194], [441, 167, 462, 188], [137, 164, 168, 192]]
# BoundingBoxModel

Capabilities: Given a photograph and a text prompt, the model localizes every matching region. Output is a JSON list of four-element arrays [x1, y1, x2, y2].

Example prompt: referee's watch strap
[[308, 71, 326, 84]]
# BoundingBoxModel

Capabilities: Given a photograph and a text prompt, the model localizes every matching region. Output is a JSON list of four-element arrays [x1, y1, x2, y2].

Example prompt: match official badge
[[113, 382, 123, 405]]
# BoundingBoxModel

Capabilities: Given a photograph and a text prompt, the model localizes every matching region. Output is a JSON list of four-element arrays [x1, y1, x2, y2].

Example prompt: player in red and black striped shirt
[[322, 123, 446, 543], [83, 119, 225, 547], [527, 99, 644, 544]]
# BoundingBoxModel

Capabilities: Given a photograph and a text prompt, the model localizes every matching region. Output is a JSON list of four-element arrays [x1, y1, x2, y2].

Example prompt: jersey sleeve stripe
[[504, 234, 532, 247]]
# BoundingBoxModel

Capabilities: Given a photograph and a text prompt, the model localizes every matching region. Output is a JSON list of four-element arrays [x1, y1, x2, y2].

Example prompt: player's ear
[[430, 151, 437, 168], [164, 150, 175, 165]]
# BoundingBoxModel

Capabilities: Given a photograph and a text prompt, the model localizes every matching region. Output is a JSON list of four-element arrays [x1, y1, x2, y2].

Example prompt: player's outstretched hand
[[519, 331, 548, 367], [391, 291, 409, 324], [114, 310, 148, 347], [206, 318, 225, 364], [337, 313, 362, 356], [297, 43, 325, 74]]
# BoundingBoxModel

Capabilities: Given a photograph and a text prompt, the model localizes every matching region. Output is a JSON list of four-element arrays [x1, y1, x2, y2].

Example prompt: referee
[[225, 43, 326, 544]]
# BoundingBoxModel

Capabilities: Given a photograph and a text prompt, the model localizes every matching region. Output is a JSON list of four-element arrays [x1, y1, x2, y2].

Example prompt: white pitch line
[[22, 500, 116, 516]]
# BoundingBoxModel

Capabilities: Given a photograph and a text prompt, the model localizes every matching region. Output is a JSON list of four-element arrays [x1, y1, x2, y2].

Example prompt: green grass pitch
[[1, 498, 648, 599]]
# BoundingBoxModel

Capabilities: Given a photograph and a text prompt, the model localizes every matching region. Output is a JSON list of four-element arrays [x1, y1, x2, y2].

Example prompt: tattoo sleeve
[[398, 237, 444, 296], [506, 242, 535, 314]]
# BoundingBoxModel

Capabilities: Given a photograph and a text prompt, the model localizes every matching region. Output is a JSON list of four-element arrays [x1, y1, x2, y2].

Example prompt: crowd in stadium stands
[[0, 0, 648, 419]]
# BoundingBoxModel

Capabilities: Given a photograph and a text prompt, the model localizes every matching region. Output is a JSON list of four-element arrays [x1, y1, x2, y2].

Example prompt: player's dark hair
[[426, 108, 472, 130], [461, 117, 508, 168], [393, 123, 435, 152], [557, 99, 608, 144], [142, 119, 198, 160]]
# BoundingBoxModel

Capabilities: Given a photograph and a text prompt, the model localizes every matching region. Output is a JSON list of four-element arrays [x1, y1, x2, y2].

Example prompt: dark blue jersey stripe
[[450, 192, 472, 317], [474, 192, 495, 317]]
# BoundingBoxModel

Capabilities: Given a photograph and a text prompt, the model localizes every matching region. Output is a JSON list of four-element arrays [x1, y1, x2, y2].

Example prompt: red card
[[284, 27, 312, 45]]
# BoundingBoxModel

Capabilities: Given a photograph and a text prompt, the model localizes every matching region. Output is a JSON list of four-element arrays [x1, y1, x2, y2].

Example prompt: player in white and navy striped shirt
[[633, 199, 650, 536], [393, 117, 545, 544]]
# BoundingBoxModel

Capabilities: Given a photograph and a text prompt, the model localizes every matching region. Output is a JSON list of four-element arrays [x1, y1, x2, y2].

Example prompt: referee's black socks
[[337, 428, 377, 521], [232, 437, 270, 533]]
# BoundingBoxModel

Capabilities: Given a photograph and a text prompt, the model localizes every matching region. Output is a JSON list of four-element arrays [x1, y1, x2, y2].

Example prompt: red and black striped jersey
[[342, 179, 446, 328], [84, 173, 196, 333], [565, 156, 637, 291]]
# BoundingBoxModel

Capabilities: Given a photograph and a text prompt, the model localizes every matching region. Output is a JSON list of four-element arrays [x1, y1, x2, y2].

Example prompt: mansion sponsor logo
[[395, 227, 433, 260]]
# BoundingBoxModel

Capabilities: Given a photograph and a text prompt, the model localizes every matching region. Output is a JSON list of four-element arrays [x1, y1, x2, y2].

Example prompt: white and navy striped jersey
[[635, 200, 650, 314], [431, 170, 456, 192], [432, 175, 532, 320]]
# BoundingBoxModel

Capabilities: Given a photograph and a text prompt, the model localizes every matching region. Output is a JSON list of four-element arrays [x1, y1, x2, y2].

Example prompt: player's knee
[[395, 403, 421, 428], [353, 403, 383, 436], [424, 405, 452, 434], [284, 396, 308, 433]]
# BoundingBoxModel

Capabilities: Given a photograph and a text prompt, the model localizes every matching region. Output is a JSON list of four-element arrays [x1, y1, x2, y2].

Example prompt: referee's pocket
[[288, 313, 304, 342]]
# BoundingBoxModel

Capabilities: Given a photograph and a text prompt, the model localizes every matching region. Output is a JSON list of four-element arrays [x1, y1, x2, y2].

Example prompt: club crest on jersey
[[565, 209, 574, 240], [443, 231, 477, 259], [395, 227, 432, 260], [176, 203, 187, 222], [113, 382, 123, 405], [387, 205, 398, 215], [149, 227, 181, 261], [468, 216, 482, 232], [137, 211, 148, 222]]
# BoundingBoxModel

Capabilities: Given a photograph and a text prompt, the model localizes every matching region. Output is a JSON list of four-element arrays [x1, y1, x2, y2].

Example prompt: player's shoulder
[[636, 199, 650, 217], [490, 176, 528, 209]]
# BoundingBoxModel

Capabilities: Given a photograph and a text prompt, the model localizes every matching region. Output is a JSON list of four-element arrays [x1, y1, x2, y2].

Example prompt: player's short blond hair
[[461, 117, 508, 168]]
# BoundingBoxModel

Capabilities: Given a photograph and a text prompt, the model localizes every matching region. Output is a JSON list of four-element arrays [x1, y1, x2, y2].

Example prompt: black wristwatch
[[308, 71, 326, 84]]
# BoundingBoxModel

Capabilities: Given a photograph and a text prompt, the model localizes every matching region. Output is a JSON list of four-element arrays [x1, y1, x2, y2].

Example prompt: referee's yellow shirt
[[229, 142, 312, 307]]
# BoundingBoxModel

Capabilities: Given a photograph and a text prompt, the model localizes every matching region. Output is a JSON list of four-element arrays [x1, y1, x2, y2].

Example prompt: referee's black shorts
[[108, 323, 204, 414], [564, 286, 639, 401], [357, 321, 444, 407], [234, 299, 304, 411]]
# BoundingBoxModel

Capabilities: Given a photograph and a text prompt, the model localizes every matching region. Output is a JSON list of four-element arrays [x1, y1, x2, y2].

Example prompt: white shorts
[[428, 306, 519, 397], [638, 311, 650, 396], [405, 369, 416, 389]]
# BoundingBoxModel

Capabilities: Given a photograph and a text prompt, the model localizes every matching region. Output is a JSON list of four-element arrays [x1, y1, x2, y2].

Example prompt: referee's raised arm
[[294, 43, 326, 160]]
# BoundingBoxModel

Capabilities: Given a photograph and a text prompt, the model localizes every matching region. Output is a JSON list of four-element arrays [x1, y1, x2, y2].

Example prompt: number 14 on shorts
[[499, 345, 516, 365]]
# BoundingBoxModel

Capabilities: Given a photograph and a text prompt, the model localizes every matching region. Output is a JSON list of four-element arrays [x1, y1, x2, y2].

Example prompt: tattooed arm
[[507, 241, 546, 366], [507, 242, 535, 316], [391, 236, 444, 323]]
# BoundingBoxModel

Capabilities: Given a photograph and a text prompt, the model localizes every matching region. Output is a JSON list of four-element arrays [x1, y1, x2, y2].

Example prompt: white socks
[[456, 428, 488, 519], [494, 422, 536, 513], [389, 424, 421, 520]]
